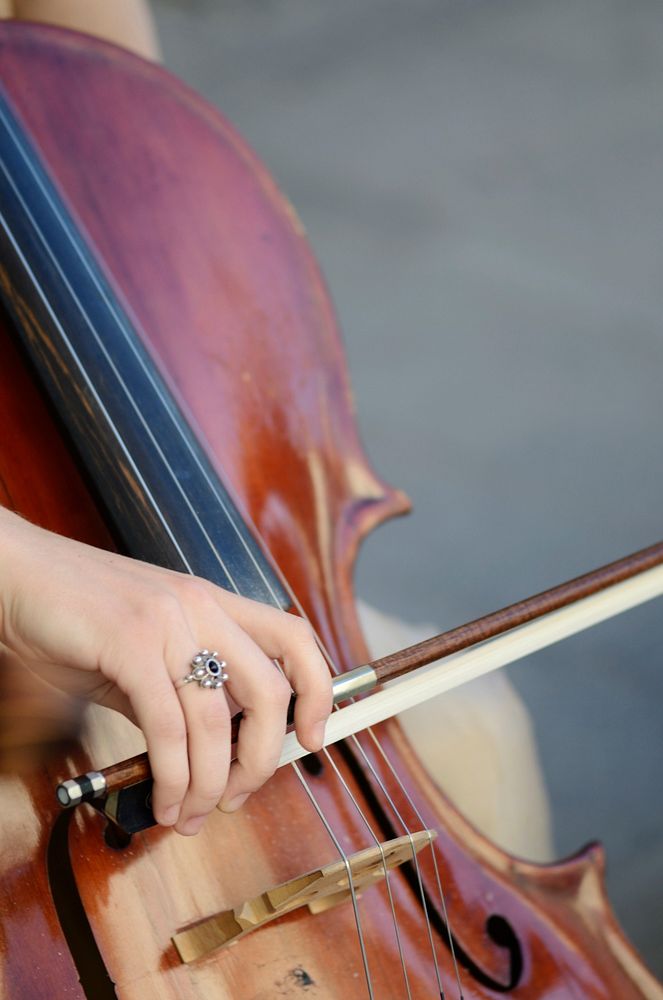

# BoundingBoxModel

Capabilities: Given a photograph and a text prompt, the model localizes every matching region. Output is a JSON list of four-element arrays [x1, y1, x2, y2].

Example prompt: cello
[[0, 19, 661, 998]]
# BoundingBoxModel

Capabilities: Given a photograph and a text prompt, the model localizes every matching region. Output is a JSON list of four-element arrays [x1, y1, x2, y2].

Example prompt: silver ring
[[177, 649, 229, 690]]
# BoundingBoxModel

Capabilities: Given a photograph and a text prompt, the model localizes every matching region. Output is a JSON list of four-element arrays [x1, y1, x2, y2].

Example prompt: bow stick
[[57, 540, 663, 809]]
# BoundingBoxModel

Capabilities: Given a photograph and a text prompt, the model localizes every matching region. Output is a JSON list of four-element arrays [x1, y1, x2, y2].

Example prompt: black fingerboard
[[0, 90, 289, 608]]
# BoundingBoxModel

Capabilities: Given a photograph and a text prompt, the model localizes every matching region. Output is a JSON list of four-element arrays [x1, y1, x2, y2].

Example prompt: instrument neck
[[0, 90, 288, 607]]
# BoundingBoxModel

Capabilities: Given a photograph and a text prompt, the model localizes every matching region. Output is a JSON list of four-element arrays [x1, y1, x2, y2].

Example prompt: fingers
[[200, 589, 333, 753], [171, 642, 231, 836], [211, 622, 292, 813], [122, 639, 232, 834], [123, 662, 189, 827], [278, 616, 333, 752], [110, 574, 331, 833]]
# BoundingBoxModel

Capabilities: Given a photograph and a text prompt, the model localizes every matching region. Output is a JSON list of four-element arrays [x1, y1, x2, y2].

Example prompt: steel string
[[0, 103, 465, 998]]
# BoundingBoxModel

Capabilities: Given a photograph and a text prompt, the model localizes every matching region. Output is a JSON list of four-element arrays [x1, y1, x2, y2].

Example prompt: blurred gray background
[[153, 0, 663, 975]]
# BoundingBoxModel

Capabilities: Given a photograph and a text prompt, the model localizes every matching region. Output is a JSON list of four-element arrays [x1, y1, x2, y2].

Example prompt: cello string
[[320, 747, 413, 999], [0, 168, 445, 1000], [346, 734, 445, 999], [0, 202, 372, 998], [2, 115, 460, 996], [366, 729, 465, 1000], [0, 132, 380, 996], [278, 584, 463, 996], [290, 761, 376, 999], [0, 100, 280, 601], [0, 112, 456, 996], [0, 230, 195, 580]]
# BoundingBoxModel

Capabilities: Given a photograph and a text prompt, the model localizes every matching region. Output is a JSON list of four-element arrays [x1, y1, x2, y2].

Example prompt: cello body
[[0, 22, 660, 999]]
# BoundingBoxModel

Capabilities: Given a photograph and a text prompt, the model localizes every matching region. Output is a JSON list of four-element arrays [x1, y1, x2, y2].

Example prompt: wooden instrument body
[[0, 23, 660, 999]]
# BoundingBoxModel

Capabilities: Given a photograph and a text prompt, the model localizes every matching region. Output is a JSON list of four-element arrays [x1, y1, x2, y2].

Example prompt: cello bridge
[[173, 828, 436, 963]]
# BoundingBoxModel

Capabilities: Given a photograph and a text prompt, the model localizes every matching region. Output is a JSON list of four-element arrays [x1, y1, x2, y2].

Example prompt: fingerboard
[[0, 90, 290, 608]]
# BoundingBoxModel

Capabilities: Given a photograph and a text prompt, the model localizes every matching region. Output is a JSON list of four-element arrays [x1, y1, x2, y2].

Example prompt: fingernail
[[159, 804, 179, 826], [219, 792, 249, 814], [179, 814, 206, 836], [312, 720, 326, 749]]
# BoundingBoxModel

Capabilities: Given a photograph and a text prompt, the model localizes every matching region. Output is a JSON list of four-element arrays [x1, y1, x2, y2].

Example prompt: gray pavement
[[154, 0, 663, 975]]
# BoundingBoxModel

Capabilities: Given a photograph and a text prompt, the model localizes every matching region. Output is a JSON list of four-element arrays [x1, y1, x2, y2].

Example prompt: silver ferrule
[[56, 779, 83, 807], [56, 770, 107, 808], [332, 664, 378, 703]]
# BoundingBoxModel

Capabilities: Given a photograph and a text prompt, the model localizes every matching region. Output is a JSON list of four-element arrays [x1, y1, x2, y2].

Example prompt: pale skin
[[0, 509, 332, 835]]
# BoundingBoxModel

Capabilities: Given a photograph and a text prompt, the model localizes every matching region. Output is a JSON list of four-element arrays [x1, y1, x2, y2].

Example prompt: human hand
[[0, 508, 332, 834]]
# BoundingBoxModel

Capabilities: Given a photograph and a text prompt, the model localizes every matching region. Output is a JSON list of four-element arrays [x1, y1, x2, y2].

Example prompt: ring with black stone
[[176, 649, 229, 690]]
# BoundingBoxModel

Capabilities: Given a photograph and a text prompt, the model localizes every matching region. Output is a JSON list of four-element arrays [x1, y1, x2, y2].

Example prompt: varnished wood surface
[[0, 85, 291, 605], [0, 21, 661, 999]]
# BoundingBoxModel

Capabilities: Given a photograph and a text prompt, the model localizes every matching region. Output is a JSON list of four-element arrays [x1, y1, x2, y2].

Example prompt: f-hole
[[47, 809, 117, 999]]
